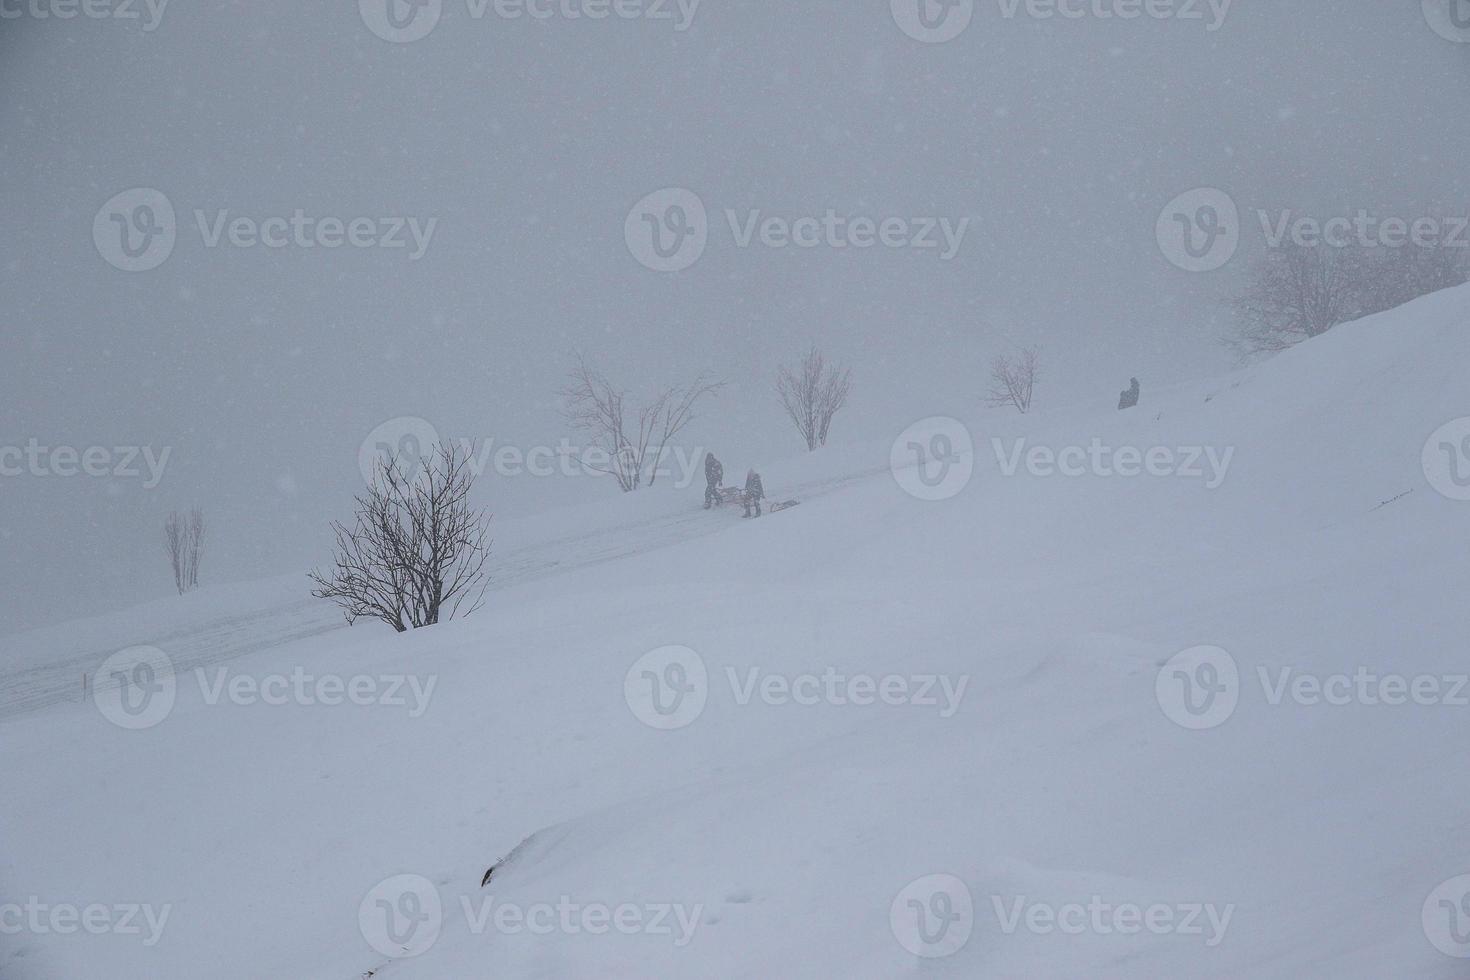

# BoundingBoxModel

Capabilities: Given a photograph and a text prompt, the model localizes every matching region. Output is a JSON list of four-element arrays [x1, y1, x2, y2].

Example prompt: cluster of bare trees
[[310, 444, 491, 632], [776, 346, 853, 451], [164, 509, 205, 595], [1230, 242, 1469, 356], [560, 353, 725, 492], [556, 345, 859, 475], [986, 345, 1041, 414]]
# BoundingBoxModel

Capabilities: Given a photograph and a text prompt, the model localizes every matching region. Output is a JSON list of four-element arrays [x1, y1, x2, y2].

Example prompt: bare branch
[[310, 444, 491, 632], [775, 346, 853, 451], [985, 345, 1040, 414], [559, 352, 724, 491]]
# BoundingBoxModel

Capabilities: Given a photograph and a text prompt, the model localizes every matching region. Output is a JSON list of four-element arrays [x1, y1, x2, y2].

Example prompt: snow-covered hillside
[[4, 286, 1469, 979]]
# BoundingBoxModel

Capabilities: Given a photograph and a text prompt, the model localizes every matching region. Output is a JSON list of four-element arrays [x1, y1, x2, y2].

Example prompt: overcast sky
[[1, 0, 1466, 635]]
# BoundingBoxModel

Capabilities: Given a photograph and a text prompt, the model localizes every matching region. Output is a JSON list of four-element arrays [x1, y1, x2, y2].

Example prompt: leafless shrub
[[986, 346, 1041, 414], [1229, 242, 1468, 357], [1358, 245, 1469, 317], [309, 444, 491, 632], [164, 508, 204, 595], [559, 352, 724, 492], [1229, 243, 1365, 356], [775, 346, 852, 451]]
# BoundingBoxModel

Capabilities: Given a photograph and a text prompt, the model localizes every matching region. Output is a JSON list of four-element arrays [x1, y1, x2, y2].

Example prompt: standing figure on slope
[[1118, 377, 1141, 411], [742, 469, 765, 519], [703, 452, 724, 509]]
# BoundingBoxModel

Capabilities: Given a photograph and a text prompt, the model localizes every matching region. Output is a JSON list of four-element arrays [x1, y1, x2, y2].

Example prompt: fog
[[1, 1, 1466, 635]]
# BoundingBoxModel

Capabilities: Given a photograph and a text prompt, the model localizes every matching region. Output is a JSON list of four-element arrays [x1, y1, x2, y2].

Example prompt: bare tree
[[1229, 243, 1366, 356], [775, 346, 853, 451], [164, 508, 205, 595], [310, 444, 491, 632], [559, 352, 724, 492], [986, 346, 1041, 414], [1359, 245, 1469, 317], [186, 509, 204, 591]]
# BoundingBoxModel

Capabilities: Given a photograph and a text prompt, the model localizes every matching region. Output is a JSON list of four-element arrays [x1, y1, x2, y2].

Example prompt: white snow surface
[[3, 286, 1470, 978]]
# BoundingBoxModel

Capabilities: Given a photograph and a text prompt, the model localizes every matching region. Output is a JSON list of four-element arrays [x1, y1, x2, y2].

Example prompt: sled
[[710, 486, 800, 516], [709, 486, 746, 507]]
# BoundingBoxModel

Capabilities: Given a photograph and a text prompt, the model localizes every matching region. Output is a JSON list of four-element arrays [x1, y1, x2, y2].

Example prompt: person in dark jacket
[[1118, 377, 1141, 411], [703, 452, 724, 509], [742, 469, 764, 518]]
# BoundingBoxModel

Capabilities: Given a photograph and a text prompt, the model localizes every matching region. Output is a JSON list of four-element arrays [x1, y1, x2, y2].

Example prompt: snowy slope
[[3, 287, 1469, 979]]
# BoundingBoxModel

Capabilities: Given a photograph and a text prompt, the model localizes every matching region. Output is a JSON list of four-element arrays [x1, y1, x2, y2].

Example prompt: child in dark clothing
[[742, 469, 764, 518]]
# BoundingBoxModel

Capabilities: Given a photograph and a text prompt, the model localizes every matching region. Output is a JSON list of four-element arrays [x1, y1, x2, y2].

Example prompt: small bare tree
[[1229, 243, 1366, 356], [1230, 242, 1470, 357], [1359, 245, 1469, 317], [559, 352, 724, 492], [775, 346, 853, 451], [310, 444, 491, 632], [986, 346, 1041, 414], [164, 508, 204, 595]]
